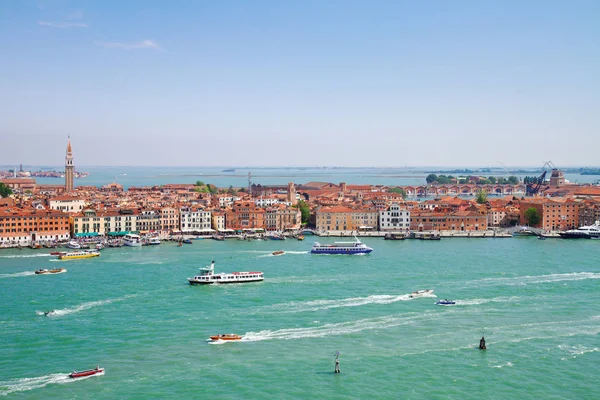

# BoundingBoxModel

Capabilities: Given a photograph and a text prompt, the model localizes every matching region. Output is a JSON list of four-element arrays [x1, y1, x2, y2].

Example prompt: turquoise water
[[1, 238, 599, 399], [23, 166, 599, 189]]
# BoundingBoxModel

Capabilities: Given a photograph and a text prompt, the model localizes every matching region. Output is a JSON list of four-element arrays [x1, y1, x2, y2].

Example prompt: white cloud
[[94, 40, 163, 50], [38, 21, 88, 28]]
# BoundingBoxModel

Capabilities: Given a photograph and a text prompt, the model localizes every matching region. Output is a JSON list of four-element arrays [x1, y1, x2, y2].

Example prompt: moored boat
[[35, 268, 67, 275], [58, 250, 100, 260], [123, 234, 142, 247], [384, 233, 406, 240], [311, 236, 373, 254], [188, 260, 264, 285], [69, 366, 104, 379], [183, 238, 193, 244], [67, 240, 81, 249], [559, 221, 600, 239], [209, 333, 242, 341], [297, 235, 305, 241]]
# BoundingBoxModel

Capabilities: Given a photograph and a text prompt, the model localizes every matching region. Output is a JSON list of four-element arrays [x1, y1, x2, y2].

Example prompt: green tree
[[207, 184, 218, 194], [389, 187, 407, 198], [524, 207, 541, 227], [459, 178, 468, 184], [297, 200, 311, 224], [488, 176, 497, 184], [508, 176, 519, 184], [426, 174, 438, 184], [476, 190, 488, 204], [497, 177, 508, 184], [195, 180, 205, 186], [227, 185, 237, 195], [0, 183, 12, 198]]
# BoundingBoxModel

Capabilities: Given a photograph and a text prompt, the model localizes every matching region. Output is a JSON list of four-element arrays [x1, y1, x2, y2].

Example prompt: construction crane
[[525, 161, 555, 196]]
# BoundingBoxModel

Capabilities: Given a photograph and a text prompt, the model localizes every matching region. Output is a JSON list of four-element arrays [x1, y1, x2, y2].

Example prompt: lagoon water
[[24, 166, 599, 189], [1, 237, 599, 398]]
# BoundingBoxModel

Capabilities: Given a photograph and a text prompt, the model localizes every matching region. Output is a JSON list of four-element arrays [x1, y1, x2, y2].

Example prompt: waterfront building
[[578, 200, 600, 227], [519, 198, 579, 231], [180, 207, 212, 232], [211, 211, 226, 232], [137, 210, 161, 233], [160, 207, 179, 233], [225, 201, 266, 230], [0, 208, 70, 245], [265, 204, 302, 231], [255, 196, 280, 208], [65, 137, 74, 192], [49, 196, 86, 213], [379, 203, 410, 231], [315, 206, 379, 232], [72, 209, 138, 236], [410, 210, 488, 231]]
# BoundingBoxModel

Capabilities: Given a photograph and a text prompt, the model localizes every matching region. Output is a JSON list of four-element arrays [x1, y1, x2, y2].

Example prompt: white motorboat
[[188, 260, 263, 285], [559, 221, 600, 239], [409, 289, 435, 298], [123, 234, 142, 247], [67, 240, 81, 249], [146, 237, 161, 245]]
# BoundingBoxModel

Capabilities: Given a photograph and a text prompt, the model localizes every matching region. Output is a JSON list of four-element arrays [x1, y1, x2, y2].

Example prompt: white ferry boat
[[67, 240, 81, 249], [311, 236, 373, 254], [559, 221, 600, 239], [187, 260, 264, 285], [123, 234, 142, 247]]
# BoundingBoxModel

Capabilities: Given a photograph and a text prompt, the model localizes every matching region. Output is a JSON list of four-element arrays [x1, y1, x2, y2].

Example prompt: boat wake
[[453, 296, 520, 306], [0, 371, 95, 396], [0, 271, 36, 279], [260, 293, 419, 313], [467, 272, 600, 288], [0, 253, 53, 259], [36, 295, 134, 317], [558, 344, 599, 360], [243, 312, 427, 341]]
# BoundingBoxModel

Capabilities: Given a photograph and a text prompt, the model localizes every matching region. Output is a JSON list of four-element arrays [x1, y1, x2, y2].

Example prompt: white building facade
[[379, 203, 411, 231], [180, 207, 212, 232]]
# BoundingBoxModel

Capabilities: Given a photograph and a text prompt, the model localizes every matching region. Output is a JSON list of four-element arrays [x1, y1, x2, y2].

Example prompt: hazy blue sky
[[1, 1, 598, 167]]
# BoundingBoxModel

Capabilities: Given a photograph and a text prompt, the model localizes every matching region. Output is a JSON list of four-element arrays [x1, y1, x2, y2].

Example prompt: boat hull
[[69, 368, 104, 378], [559, 233, 597, 239], [188, 278, 264, 285], [59, 253, 100, 260], [311, 249, 372, 254]]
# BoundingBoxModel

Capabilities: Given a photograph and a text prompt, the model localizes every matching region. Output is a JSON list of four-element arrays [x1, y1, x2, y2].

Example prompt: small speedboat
[[538, 236, 546, 240], [210, 334, 242, 341], [35, 268, 66, 275], [409, 289, 434, 298], [183, 239, 193, 244], [435, 299, 456, 305], [297, 235, 305, 241], [69, 366, 104, 379], [50, 251, 67, 256], [272, 250, 285, 256]]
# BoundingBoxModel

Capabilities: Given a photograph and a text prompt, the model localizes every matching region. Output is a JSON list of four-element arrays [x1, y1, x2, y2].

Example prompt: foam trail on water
[[467, 272, 600, 288], [453, 296, 520, 306], [243, 313, 425, 341], [41, 295, 135, 317], [0, 271, 36, 279], [261, 293, 417, 313], [0, 371, 100, 396], [0, 253, 53, 259]]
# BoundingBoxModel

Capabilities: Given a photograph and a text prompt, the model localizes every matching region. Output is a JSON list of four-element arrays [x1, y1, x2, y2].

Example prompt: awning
[[108, 231, 130, 236], [198, 228, 215, 232], [359, 226, 374, 230], [220, 228, 235, 232], [75, 232, 99, 237]]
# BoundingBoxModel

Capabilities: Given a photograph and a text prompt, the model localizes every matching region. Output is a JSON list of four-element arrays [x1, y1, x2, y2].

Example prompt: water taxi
[[69, 366, 104, 379], [311, 236, 373, 254], [209, 333, 243, 341], [58, 250, 100, 260], [35, 268, 67, 275], [188, 260, 263, 285], [67, 240, 81, 249], [272, 250, 285, 256], [297, 235, 305, 241]]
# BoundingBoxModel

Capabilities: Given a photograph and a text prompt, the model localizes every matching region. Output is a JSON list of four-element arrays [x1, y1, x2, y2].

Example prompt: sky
[[0, 0, 599, 167]]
